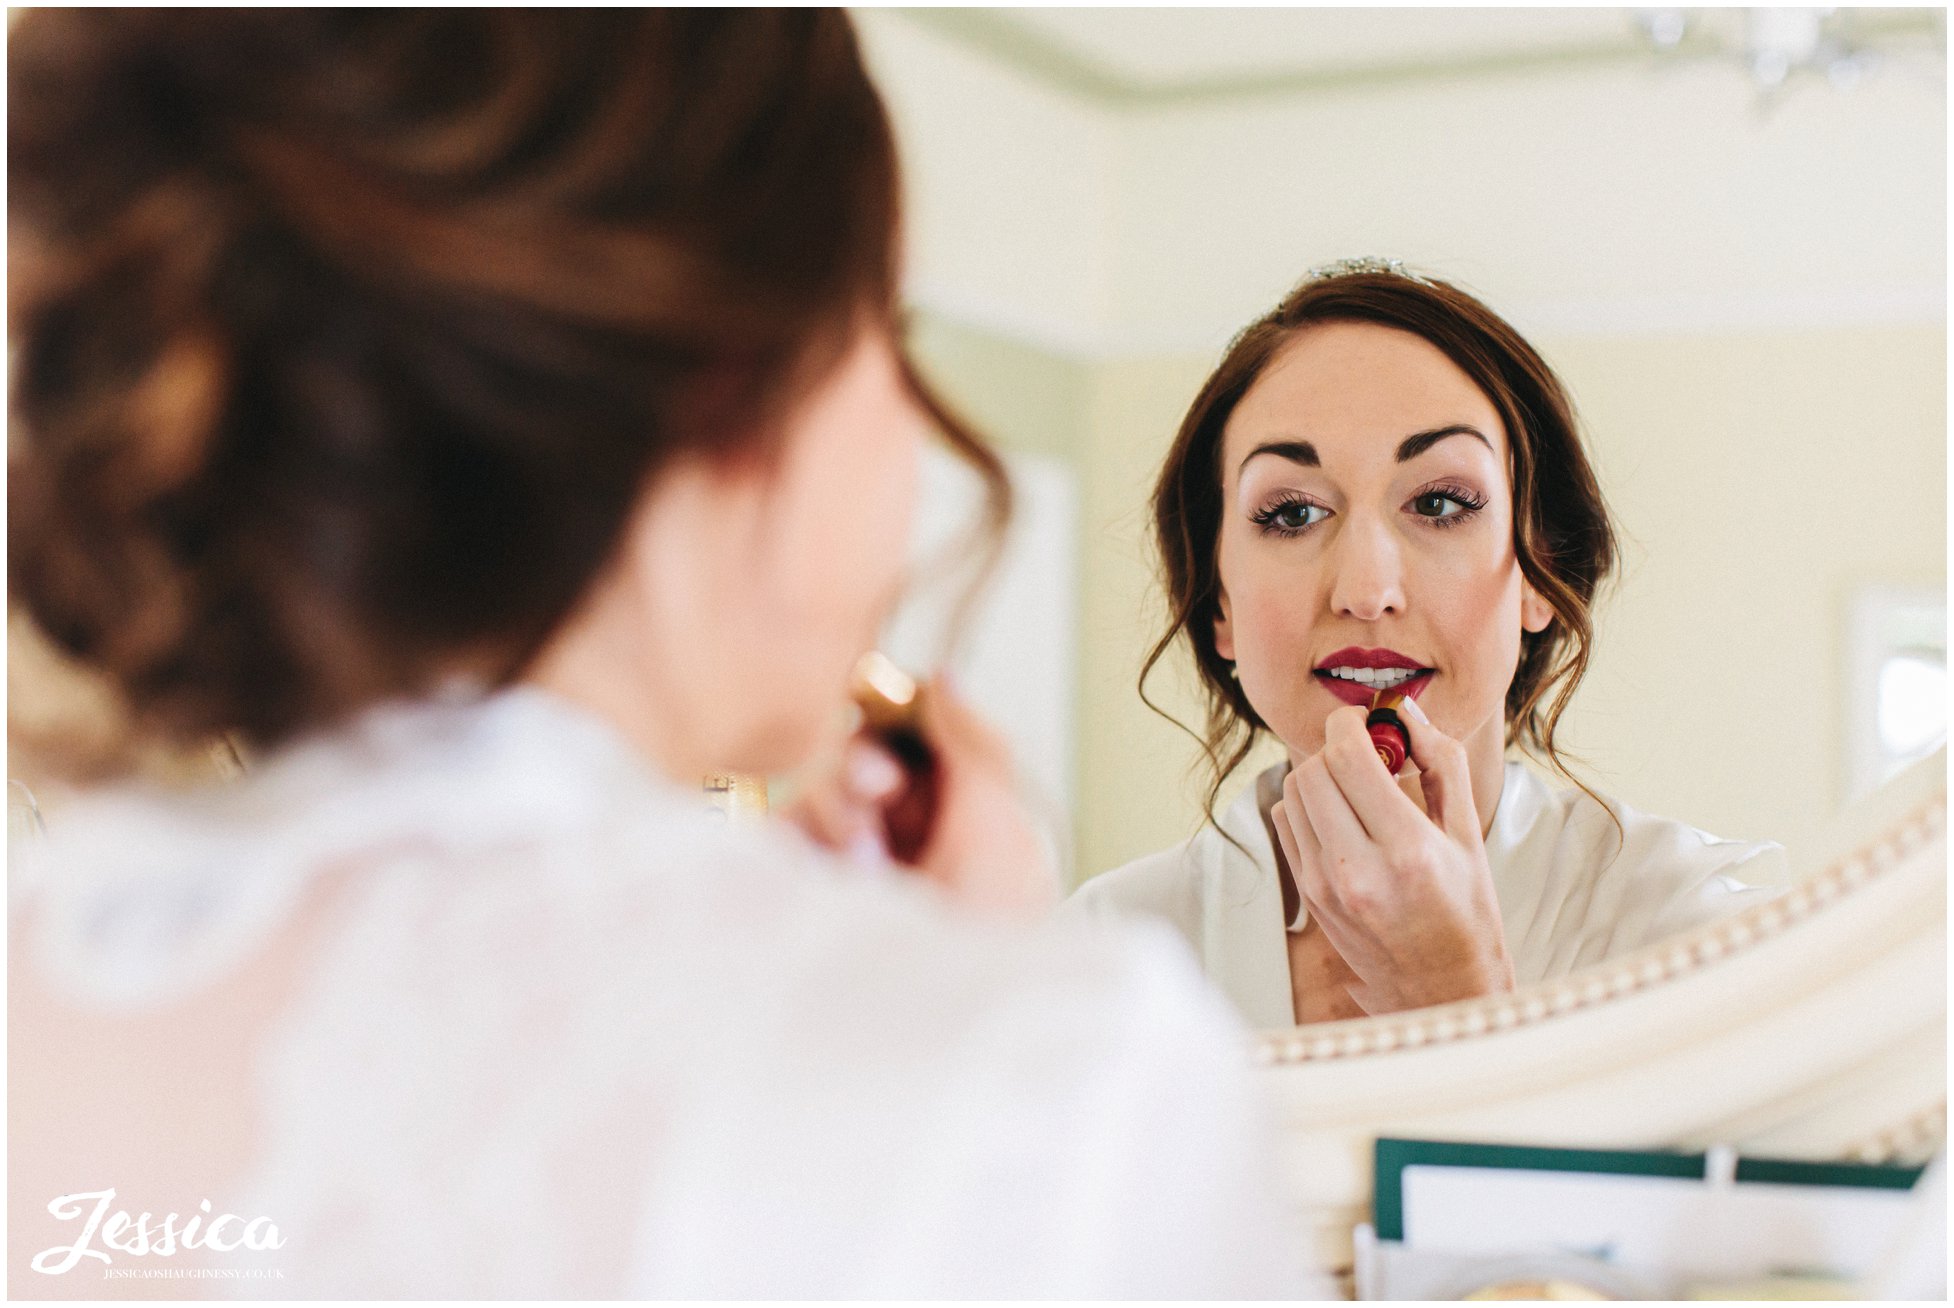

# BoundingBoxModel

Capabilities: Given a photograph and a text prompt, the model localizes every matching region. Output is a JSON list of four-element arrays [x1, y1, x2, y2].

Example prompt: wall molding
[[906, 281, 1948, 367], [893, 7, 1946, 110]]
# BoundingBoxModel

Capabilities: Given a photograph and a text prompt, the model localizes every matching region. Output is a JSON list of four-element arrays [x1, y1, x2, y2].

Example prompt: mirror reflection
[[7, 11, 1943, 1298], [863, 7, 1947, 1028]]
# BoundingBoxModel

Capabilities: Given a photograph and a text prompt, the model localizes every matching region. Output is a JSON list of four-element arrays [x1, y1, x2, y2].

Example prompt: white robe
[[1067, 760, 1788, 1030], [11, 688, 1319, 1298]]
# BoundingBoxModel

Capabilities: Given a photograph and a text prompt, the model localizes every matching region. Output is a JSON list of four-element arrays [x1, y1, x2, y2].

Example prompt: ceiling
[[894, 7, 1945, 103]]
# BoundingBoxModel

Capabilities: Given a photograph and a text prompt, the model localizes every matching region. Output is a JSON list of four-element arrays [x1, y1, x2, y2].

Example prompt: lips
[[1312, 646, 1434, 707], [1314, 647, 1426, 672]]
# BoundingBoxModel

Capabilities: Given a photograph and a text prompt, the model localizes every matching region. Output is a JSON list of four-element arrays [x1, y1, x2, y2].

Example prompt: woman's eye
[[1256, 500, 1328, 534], [1412, 492, 1462, 519]]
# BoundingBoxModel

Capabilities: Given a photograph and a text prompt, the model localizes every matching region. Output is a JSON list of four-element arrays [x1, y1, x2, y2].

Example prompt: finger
[[788, 778, 872, 853], [1284, 782, 1370, 945], [1287, 757, 1369, 894], [1269, 795, 1300, 883], [1319, 705, 1431, 853], [916, 678, 1013, 776], [1269, 798, 1310, 928], [841, 737, 905, 805], [1395, 694, 1482, 845], [1274, 788, 1330, 914]]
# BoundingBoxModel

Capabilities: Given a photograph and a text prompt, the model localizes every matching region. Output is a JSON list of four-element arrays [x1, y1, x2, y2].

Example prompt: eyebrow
[[1238, 424, 1493, 475]]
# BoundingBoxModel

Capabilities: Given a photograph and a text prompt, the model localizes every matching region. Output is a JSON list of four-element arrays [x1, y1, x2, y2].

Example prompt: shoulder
[[1063, 773, 1273, 933], [1065, 839, 1208, 926], [1509, 763, 1788, 952], [731, 818, 1241, 1053], [15, 778, 1296, 1296], [1546, 771, 1788, 887], [674, 821, 1260, 1134], [724, 856, 1304, 1295], [600, 823, 1299, 1294]]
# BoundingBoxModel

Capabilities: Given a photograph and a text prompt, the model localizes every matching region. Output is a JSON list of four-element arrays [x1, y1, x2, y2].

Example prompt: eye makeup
[[1247, 480, 1490, 539], [1249, 493, 1329, 538], [1407, 480, 1489, 529]]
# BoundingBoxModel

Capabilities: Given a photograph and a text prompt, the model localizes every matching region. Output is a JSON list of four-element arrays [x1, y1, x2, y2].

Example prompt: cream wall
[[1104, 57, 1945, 354], [854, 11, 1115, 355], [860, 9, 1944, 357], [1539, 325, 1947, 857]]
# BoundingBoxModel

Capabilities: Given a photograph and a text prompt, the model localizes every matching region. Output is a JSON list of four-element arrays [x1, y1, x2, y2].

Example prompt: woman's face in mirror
[[1212, 321, 1553, 768]]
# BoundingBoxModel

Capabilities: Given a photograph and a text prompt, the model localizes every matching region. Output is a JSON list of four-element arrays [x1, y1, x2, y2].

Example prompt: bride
[[1070, 262, 1787, 1029], [6, 11, 1308, 1297]]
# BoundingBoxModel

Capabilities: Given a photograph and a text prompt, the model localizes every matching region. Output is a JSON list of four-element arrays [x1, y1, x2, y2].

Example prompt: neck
[[1455, 710, 1513, 840], [519, 577, 707, 789]]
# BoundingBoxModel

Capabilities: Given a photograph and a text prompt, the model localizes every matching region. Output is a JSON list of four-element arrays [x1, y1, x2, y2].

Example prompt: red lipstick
[[1367, 689, 1411, 775], [1315, 647, 1426, 671], [1312, 647, 1434, 707]]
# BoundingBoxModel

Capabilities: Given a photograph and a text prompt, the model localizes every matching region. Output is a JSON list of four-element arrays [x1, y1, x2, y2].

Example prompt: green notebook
[[1373, 1137, 1926, 1242]]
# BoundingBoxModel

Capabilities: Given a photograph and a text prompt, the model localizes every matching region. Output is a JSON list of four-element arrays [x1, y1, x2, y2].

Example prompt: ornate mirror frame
[[1249, 749, 1947, 1286]]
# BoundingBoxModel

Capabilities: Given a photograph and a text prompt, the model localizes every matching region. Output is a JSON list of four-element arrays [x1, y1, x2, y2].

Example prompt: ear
[[1212, 587, 1236, 662], [1520, 578, 1554, 635]]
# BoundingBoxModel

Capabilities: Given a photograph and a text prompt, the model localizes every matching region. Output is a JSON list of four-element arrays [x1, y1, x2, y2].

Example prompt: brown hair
[[1141, 268, 1618, 831], [9, 10, 1004, 776]]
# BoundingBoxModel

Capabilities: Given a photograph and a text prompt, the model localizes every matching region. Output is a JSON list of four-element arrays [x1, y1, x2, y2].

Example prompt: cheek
[[780, 415, 919, 637], [841, 419, 919, 616], [1423, 542, 1527, 677], [1215, 531, 1323, 695], [1239, 585, 1317, 653], [874, 422, 922, 579]]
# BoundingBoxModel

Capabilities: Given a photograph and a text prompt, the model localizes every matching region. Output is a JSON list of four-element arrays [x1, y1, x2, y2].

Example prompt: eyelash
[[1249, 495, 1328, 538], [1249, 483, 1489, 539], [1410, 481, 1489, 529]]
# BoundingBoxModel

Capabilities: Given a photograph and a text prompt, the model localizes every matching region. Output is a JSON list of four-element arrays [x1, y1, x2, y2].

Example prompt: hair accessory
[[1305, 256, 1431, 286]]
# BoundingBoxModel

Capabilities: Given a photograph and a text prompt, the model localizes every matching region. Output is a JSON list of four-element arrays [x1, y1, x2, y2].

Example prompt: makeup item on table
[[1367, 689, 1411, 775], [849, 650, 940, 864]]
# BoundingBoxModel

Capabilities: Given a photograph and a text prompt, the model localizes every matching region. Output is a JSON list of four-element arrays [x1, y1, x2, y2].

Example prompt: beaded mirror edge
[[1252, 786, 1946, 1068]]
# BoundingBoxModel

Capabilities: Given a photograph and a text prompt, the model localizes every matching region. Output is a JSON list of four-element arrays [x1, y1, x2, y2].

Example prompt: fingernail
[[1399, 695, 1429, 725], [845, 742, 904, 799]]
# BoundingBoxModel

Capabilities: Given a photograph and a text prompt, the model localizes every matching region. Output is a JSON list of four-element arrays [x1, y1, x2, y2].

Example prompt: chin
[[1260, 712, 1326, 765]]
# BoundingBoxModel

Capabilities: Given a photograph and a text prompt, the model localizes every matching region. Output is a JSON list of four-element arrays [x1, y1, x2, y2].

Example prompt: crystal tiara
[[1304, 256, 1433, 285]]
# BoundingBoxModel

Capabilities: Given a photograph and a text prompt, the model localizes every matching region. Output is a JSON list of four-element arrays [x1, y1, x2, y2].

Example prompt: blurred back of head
[[9, 9, 901, 781]]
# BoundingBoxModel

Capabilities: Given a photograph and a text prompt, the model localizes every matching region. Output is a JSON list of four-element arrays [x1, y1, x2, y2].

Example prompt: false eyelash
[[1249, 494, 1324, 538], [1413, 482, 1488, 528]]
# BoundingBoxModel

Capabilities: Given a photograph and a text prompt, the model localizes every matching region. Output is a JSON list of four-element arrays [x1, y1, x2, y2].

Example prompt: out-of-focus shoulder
[[726, 817, 1243, 1055], [1064, 836, 1208, 928]]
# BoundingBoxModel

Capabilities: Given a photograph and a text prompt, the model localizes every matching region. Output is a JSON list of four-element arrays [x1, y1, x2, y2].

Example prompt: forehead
[[1222, 320, 1508, 473]]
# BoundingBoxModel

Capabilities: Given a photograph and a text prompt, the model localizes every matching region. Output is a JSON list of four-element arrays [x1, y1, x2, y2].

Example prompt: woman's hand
[[1269, 699, 1514, 1015], [784, 680, 1059, 920]]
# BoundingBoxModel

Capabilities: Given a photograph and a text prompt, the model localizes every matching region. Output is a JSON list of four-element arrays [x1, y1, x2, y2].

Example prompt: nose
[[1327, 512, 1406, 621]]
